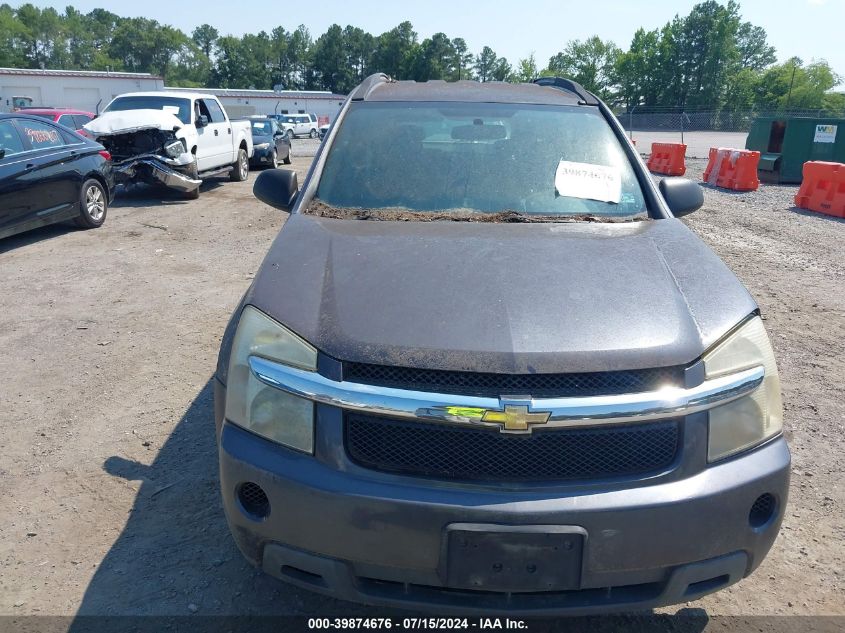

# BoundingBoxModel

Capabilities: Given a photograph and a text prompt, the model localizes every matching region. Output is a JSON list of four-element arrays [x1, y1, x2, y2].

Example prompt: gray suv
[[215, 75, 789, 615]]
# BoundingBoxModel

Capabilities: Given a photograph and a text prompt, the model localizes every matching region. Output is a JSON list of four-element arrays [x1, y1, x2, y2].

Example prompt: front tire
[[271, 149, 279, 168], [231, 148, 249, 182], [75, 179, 107, 228], [283, 147, 292, 165]]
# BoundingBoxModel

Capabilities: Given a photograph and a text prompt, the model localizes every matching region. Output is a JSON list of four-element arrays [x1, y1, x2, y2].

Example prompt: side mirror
[[659, 178, 704, 217], [254, 169, 299, 211], [0, 147, 5, 159], [196, 115, 209, 128]]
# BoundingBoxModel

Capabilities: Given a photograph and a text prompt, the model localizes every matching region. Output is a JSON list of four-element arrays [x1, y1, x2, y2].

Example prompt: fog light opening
[[749, 493, 777, 529], [237, 481, 270, 520]]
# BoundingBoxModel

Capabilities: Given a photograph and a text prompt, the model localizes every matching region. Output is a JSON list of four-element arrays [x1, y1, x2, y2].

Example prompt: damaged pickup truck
[[84, 92, 253, 199]]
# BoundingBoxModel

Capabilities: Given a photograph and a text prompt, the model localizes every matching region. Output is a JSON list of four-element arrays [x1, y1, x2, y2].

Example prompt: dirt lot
[[0, 150, 843, 623]]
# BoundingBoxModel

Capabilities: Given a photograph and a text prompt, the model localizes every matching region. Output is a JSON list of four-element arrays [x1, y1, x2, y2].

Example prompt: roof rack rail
[[350, 73, 393, 101], [532, 77, 598, 106]]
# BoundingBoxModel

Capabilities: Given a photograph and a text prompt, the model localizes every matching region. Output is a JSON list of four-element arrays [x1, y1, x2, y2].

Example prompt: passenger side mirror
[[254, 169, 299, 211], [196, 115, 209, 128], [659, 178, 704, 217]]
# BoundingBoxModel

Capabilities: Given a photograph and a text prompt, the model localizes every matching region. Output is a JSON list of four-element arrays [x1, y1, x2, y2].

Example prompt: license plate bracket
[[444, 524, 586, 592]]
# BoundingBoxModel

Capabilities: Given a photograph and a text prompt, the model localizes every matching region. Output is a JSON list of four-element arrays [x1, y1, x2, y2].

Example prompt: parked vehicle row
[[1, 91, 300, 241]]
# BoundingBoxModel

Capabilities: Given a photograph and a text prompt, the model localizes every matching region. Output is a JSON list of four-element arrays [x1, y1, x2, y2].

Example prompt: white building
[[163, 86, 346, 123], [0, 67, 164, 113], [1, 67, 347, 123]]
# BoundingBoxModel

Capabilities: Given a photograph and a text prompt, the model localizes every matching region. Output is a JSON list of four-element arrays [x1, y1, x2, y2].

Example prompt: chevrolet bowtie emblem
[[482, 404, 552, 432]]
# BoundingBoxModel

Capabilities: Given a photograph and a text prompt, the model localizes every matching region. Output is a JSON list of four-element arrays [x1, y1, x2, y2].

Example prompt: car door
[[0, 119, 32, 234], [271, 120, 289, 158], [8, 118, 81, 226], [195, 98, 231, 171]]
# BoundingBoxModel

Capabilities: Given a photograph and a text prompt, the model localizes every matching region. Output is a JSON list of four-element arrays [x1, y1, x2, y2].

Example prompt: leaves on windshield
[[305, 199, 646, 223]]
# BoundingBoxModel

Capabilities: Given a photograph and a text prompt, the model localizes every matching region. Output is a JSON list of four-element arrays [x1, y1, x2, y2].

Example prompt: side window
[[17, 119, 65, 150], [0, 120, 26, 156], [196, 99, 212, 122], [57, 114, 75, 128], [203, 99, 226, 124]]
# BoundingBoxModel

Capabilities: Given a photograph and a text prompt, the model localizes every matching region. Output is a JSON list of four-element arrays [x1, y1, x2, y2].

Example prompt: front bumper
[[215, 380, 790, 615], [251, 147, 275, 165], [113, 156, 201, 193]]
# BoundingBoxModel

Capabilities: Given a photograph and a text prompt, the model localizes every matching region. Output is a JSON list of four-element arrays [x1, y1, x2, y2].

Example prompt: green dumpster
[[745, 116, 845, 183]]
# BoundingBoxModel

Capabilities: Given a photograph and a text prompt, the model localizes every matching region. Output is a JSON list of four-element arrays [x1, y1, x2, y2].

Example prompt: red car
[[18, 108, 95, 134]]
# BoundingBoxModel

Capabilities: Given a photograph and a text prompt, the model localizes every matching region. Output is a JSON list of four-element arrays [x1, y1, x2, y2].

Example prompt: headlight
[[254, 142, 270, 150], [225, 306, 317, 453], [704, 316, 782, 462], [164, 140, 184, 158]]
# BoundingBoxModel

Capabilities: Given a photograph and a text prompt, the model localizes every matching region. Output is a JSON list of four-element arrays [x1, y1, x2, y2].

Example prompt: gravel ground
[[0, 153, 842, 624]]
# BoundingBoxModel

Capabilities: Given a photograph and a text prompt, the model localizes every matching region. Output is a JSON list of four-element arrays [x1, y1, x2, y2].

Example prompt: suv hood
[[246, 214, 757, 373], [84, 109, 184, 136]]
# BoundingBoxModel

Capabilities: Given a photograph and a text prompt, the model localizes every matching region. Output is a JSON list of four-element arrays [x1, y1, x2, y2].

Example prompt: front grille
[[345, 413, 680, 482], [342, 362, 683, 397]]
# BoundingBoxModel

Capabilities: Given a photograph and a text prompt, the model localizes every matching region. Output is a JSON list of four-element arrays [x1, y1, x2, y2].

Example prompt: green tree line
[[0, 1, 841, 112]]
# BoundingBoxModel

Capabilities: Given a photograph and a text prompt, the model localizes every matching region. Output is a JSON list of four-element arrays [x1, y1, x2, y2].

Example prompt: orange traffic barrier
[[647, 143, 686, 176], [703, 148, 760, 191], [794, 161, 845, 218]]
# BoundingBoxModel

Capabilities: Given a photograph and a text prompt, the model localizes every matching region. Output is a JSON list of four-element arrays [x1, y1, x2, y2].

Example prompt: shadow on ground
[[788, 206, 845, 222], [0, 223, 79, 254], [66, 380, 717, 631]]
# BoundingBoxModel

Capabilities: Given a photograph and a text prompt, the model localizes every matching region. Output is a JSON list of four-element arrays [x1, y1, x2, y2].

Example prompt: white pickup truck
[[84, 91, 253, 198]]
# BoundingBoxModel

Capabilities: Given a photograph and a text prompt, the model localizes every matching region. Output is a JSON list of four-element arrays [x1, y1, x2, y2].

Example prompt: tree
[[371, 21, 416, 78], [311, 24, 354, 93], [474, 46, 498, 82], [450, 37, 473, 80], [192, 24, 218, 60], [755, 58, 842, 110], [513, 53, 537, 83], [545, 36, 620, 101], [736, 22, 775, 71]]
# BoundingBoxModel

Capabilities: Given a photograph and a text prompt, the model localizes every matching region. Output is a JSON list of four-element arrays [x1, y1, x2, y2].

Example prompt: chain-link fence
[[615, 107, 845, 158], [616, 107, 845, 134]]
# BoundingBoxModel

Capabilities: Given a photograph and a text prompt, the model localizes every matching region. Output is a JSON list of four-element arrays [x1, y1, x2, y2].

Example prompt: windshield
[[105, 96, 192, 125], [27, 113, 55, 120], [251, 120, 273, 136], [316, 102, 646, 219]]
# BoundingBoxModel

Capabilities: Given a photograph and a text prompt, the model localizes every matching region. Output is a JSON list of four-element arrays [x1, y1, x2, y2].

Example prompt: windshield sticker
[[554, 160, 621, 204], [161, 105, 180, 115]]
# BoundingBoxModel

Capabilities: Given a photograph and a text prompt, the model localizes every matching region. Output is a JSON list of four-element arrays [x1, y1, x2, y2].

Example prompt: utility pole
[[785, 60, 797, 109]]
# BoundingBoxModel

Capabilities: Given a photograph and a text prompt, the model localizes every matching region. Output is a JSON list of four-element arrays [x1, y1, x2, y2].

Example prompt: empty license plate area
[[444, 524, 586, 593]]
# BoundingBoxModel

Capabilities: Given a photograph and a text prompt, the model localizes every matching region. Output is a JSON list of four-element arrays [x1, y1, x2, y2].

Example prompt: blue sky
[[24, 0, 845, 88]]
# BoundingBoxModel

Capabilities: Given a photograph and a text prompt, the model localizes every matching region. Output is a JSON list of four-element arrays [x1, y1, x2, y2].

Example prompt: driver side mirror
[[659, 178, 704, 217], [0, 147, 5, 159], [254, 169, 299, 211], [196, 115, 209, 128]]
